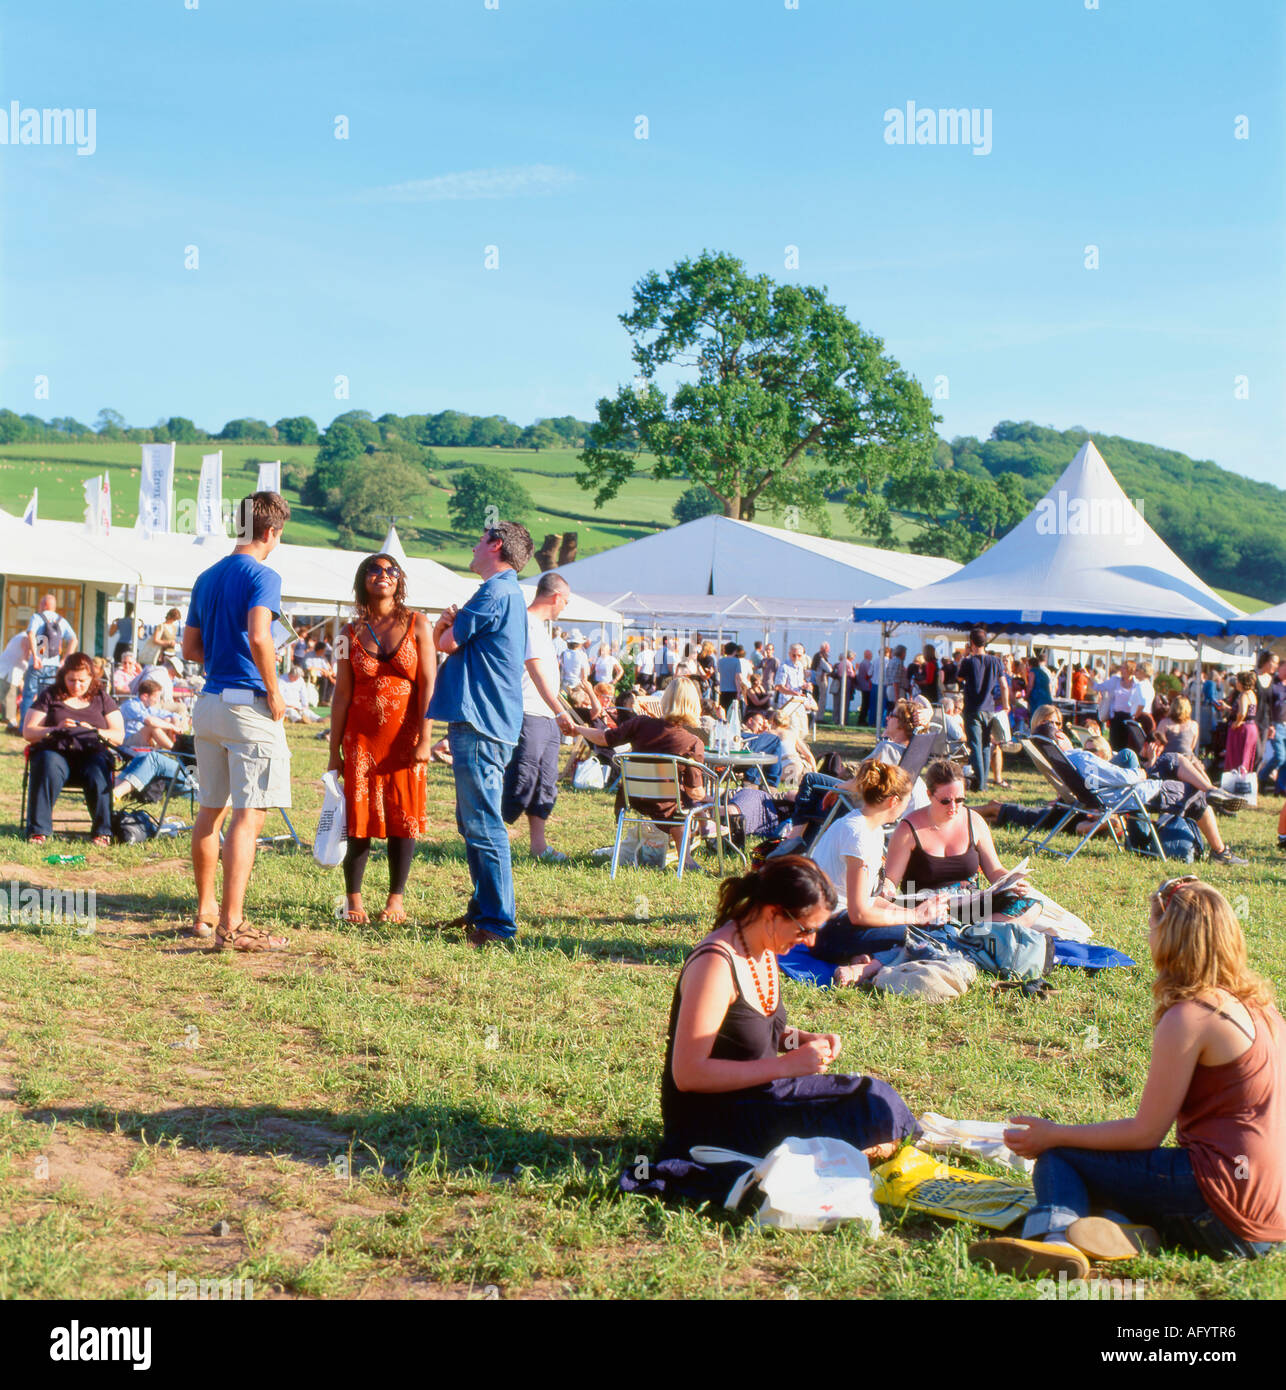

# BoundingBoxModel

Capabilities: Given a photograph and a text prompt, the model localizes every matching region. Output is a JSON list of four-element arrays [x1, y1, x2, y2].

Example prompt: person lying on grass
[[806, 759, 950, 984], [658, 855, 918, 1164], [970, 878, 1284, 1280]]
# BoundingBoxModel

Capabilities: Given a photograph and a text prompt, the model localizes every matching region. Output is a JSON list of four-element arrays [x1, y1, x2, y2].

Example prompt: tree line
[[0, 407, 593, 451]]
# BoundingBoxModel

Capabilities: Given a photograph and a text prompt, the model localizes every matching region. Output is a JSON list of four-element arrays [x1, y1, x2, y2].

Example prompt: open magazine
[[889, 857, 1031, 923]]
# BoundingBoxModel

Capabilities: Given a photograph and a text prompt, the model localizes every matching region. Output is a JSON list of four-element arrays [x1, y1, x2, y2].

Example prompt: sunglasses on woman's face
[[935, 796, 967, 807], [369, 564, 401, 578], [782, 908, 820, 941]]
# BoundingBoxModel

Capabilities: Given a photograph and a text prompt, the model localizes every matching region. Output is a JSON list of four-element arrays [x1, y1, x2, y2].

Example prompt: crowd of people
[[5, 491, 1281, 1285]]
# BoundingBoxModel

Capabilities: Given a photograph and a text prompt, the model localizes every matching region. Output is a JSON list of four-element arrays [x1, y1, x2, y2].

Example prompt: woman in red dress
[[327, 554, 434, 923]]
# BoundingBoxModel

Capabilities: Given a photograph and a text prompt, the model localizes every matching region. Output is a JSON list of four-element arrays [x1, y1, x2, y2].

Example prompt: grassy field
[[0, 442, 926, 577], [0, 717, 1282, 1301]]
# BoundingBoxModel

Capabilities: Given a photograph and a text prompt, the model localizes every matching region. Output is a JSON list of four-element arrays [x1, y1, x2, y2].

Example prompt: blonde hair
[[887, 699, 916, 739], [659, 676, 701, 727], [1086, 735, 1112, 759], [1032, 703, 1061, 729], [849, 758, 911, 808], [1150, 880, 1276, 1028], [1172, 696, 1191, 723]]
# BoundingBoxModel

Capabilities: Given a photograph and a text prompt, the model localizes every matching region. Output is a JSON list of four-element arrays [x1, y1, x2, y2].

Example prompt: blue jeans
[[19, 666, 56, 726], [120, 748, 186, 792], [1023, 1146, 1279, 1259], [448, 722, 517, 939], [1258, 730, 1286, 785], [965, 712, 988, 792]]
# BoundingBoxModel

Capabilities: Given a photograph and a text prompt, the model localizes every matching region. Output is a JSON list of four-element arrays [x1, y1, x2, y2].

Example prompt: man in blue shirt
[[430, 522, 534, 947], [183, 492, 292, 952], [20, 595, 78, 724]]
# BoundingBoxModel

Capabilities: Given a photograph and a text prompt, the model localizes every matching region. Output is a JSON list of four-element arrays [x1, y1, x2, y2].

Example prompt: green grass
[[0, 718, 1282, 1300]]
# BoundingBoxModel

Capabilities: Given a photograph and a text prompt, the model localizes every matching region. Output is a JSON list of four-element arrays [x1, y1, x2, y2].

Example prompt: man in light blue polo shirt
[[430, 521, 534, 947]]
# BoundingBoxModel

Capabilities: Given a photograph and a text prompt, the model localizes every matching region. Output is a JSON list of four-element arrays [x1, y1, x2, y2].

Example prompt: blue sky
[[2, 0, 1283, 484]]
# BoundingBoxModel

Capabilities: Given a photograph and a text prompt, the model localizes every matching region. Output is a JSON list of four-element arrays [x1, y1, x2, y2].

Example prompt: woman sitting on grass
[[807, 760, 949, 980], [883, 758, 1039, 928], [659, 855, 918, 1162], [971, 878, 1284, 1279]]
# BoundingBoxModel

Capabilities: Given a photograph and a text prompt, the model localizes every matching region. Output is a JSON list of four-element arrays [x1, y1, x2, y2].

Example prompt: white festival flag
[[82, 476, 102, 533], [256, 459, 282, 494], [22, 488, 37, 524], [99, 472, 112, 535], [138, 442, 176, 535], [197, 451, 224, 536]]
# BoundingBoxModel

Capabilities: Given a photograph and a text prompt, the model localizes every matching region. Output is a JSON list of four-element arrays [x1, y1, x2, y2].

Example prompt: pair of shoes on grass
[[970, 1218, 1160, 1279]]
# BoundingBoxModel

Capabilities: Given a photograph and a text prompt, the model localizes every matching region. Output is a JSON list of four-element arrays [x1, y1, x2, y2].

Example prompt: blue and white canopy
[[855, 441, 1242, 638], [1226, 601, 1286, 637]]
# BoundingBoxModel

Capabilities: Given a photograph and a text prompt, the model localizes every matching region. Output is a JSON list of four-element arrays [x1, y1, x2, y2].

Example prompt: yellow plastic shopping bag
[[871, 1144, 1034, 1231]]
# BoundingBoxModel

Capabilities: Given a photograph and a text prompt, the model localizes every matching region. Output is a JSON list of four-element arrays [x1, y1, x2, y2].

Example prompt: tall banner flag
[[257, 459, 282, 494], [22, 488, 37, 525], [197, 451, 224, 536], [82, 476, 102, 533], [98, 473, 112, 535], [138, 442, 175, 535]]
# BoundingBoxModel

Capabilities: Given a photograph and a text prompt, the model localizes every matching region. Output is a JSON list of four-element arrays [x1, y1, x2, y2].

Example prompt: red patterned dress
[[341, 621, 427, 838]]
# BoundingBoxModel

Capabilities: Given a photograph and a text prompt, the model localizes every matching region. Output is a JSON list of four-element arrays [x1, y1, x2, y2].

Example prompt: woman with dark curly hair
[[23, 653, 125, 846], [327, 554, 434, 923]]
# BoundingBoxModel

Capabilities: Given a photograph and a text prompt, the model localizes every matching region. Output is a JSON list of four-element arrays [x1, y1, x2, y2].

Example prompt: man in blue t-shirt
[[429, 521, 534, 947], [20, 595, 78, 724], [183, 491, 292, 953]]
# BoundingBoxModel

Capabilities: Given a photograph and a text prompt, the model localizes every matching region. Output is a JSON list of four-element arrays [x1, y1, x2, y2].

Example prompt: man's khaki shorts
[[193, 692, 292, 810]]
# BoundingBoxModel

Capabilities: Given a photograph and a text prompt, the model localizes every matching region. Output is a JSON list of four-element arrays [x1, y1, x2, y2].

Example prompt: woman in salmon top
[[327, 554, 434, 924], [970, 878, 1284, 1279]]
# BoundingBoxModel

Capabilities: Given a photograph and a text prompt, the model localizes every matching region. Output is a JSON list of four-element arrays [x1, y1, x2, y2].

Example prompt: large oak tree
[[576, 250, 938, 536]]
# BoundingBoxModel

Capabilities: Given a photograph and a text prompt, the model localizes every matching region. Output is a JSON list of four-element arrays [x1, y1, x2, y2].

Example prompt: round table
[[702, 750, 779, 866]]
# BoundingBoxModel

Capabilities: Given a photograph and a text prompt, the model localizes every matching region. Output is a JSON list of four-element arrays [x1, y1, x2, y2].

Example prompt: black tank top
[[661, 941, 787, 1134], [904, 811, 980, 891]]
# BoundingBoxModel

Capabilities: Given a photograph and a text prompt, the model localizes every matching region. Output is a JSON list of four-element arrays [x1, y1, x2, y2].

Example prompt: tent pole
[[1191, 637, 1203, 750]]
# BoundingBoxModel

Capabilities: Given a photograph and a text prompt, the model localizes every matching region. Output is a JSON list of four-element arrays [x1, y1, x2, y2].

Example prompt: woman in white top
[[809, 761, 949, 980], [593, 644, 623, 687]]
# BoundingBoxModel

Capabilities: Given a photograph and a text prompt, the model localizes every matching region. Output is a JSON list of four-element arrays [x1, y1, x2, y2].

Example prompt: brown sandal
[[214, 922, 289, 952]]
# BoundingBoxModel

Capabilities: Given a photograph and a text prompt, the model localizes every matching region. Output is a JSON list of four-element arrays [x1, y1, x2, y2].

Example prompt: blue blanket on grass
[[778, 937, 1135, 989]]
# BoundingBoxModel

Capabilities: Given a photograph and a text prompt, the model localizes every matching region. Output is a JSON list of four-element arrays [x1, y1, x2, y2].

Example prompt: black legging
[[343, 835, 415, 897]]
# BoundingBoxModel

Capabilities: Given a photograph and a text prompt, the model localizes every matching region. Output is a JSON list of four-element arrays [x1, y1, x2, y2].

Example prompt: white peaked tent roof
[[0, 507, 137, 587], [1227, 600, 1286, 637], [551, 514, 961, 601], [855, 441, 1242, 637]]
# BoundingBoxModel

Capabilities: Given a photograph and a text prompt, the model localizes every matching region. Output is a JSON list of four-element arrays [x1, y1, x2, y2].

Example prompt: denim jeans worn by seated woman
[[1022, 1146, 1279, 1259]]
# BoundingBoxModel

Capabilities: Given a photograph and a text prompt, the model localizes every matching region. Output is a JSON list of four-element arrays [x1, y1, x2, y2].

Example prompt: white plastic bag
[[916, 1112, 1035, 1175], [312, 770, 347, 868], [1220, 770, 1257, 808], [690, 1136, 882, 1234], [572, 758, 609, 791]]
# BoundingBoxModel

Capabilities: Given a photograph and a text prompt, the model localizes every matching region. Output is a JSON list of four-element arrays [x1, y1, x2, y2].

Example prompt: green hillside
[[0, 442, 926, 576]]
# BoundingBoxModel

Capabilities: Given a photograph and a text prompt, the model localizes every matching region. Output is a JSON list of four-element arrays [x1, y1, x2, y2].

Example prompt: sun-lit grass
[[0, 716, 1282, 1300]]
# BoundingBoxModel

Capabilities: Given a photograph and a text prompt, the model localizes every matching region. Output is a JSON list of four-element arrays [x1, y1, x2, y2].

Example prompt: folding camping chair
[[1019, 735, 1166, 862], [18, 742, 124, 837], [609, 753, 721, 880]]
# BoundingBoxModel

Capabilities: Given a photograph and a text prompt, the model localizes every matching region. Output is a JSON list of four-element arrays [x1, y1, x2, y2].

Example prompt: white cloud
[[371, 164, 579, 202]]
